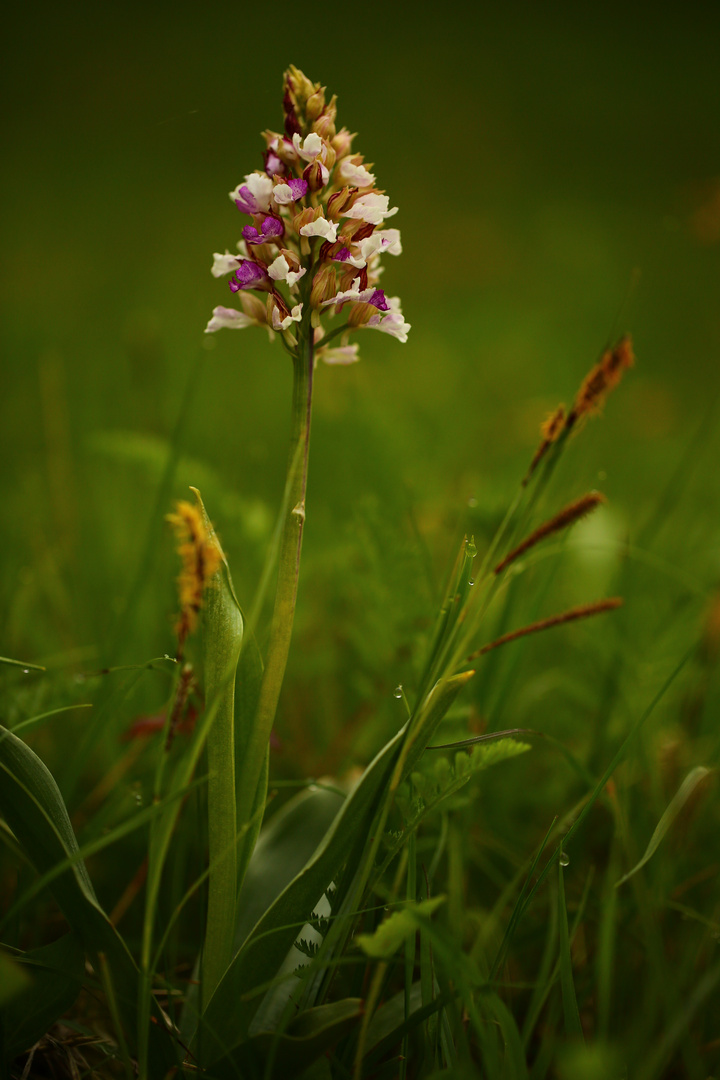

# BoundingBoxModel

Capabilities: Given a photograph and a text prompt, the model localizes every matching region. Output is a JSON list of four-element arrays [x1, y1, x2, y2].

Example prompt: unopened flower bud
[[268, 292, 290, 324], [239, 292, 267, 323], [293, 205, 323, 233], [331, 128, 355, 158], [303, 161, 329, 193], [313, 113, 336, 141], [323, 143, 336, 171], [305, 88, 326, 122], [347, 220, 377, 243], [326, 188, 354, 222], [282, 89, 301, 138], [263, 131, 298, 169], [286, 65, 316, 106], [347, 302, 375, 327], [310, 266, 337, 307]]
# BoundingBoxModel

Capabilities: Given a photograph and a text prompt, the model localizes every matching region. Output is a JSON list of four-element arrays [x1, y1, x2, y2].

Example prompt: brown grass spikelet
[[540, 404, 567, 442], [494, 491, 607, 575], [167, 500, 223, 650], [567, 334, 635, 428], [523, 404, 567, 485], [467, 597, 623, 661]]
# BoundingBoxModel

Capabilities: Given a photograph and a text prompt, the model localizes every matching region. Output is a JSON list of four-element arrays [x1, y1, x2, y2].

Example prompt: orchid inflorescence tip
[[206, 66, 410, 363]]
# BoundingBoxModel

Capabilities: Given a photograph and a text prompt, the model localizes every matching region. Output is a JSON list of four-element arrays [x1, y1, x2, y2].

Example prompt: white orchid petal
[[320, 344, 361, 365], [338, 160, 376, 187], [205, 306, 255, 333], [212, 251, 242, 278], [299, 218, 338, 242], [271, 302, 304, 331]]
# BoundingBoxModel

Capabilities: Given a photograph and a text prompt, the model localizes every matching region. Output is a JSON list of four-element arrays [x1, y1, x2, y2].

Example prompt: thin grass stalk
[[400, 832, 417, 1080]]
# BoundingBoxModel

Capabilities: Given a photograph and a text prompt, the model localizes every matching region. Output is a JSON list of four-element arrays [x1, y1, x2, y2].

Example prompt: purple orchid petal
[[368, 289, 390, 311], [229, 260, 269, 292], [261, 215, 284, 240], [241, 226, 261, 245], [334, 247, 352, 262], [287, 177, 308, 200], [242, 216, 285, 246], [234, 185, 261, 215], [264, 149, 285, 176]]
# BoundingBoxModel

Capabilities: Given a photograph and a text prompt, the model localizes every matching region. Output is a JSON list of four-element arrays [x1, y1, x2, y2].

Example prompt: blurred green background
[[3, 2, 720, 771]]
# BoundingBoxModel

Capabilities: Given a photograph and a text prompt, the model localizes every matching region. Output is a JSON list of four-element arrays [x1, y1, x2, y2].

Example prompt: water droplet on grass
[[393, 685, 403, 699], [468, 578, 475, 586], [466, 537, 477, 559], [559, 852, 570, 867]]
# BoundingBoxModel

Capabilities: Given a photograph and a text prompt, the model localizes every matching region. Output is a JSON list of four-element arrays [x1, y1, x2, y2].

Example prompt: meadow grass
[[3, 56, 720, 1080]]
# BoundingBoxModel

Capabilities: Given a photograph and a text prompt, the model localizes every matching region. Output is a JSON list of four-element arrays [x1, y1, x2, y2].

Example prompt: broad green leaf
[[179, 782, 344, 1044], [211, 999, 362, 1079], [616, 766, 711, 888], [200, 672, 473, 1063], [1, 933, 84, 1062], [199, 724, 405, 1062], [0, 725, 176, 1070], [356, 897, 446, 960], [235, 784, 346, 949], [0, 950, 30, 1008], [364, 981, 423, 1052]]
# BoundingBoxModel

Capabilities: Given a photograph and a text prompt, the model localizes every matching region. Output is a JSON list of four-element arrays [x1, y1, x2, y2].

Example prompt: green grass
[[3, 11, 720, 1077]]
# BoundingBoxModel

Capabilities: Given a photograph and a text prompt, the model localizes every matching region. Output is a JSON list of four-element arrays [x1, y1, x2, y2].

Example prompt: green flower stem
[[234, 320, 315, 858]]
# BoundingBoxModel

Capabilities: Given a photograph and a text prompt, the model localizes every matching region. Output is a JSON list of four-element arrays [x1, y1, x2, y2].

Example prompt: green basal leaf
[[1, 933, 84, 1063], [356, 897, 446, 960], [198, 724, 405, 1062], [210, 999, 363, 1079], [0, 725, 176, 1070], [0, 950, 30, 1009], [235, 784, 346, 950]]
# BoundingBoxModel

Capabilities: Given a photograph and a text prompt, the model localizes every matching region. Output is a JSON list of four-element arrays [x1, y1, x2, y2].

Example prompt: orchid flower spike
[[205, 66, 410, 363]]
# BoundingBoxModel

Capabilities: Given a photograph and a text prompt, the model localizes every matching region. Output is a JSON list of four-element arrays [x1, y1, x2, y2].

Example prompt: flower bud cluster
[[206, 67, 410, 362]]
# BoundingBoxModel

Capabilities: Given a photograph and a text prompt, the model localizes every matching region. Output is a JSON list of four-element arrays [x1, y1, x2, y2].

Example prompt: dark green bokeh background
[[2, 4, 720, 746]]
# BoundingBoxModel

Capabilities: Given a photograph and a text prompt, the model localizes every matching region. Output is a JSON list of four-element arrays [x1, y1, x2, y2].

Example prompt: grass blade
[[615, 766, 711, 888]]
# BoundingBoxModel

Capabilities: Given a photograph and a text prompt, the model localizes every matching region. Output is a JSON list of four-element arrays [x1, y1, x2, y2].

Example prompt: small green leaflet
[[356, 897, 446, 960]]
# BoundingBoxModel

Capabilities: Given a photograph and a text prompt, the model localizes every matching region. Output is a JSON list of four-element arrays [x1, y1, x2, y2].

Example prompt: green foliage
[[3, 28, 720, 1077], [0, 726, 176, 1072], [615, 765, 712, 887], [1, 934, 84, 1062], [356, 897, 446, 960]]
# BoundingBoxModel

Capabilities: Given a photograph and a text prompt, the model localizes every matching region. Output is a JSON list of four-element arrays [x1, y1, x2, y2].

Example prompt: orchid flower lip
[[268, 254, 306, 288], [271, 301, 304, 331], [299, 217, 338, 243], [229, 259, 270, 292], [242, 216, 284, 245], [343, 192, 399, 225], [205, 306, 255, 333], [212, 251, 243, 278], [318, 342, 361, 365], [292, 131, 324, 162], [272, 177, 308, 205]]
